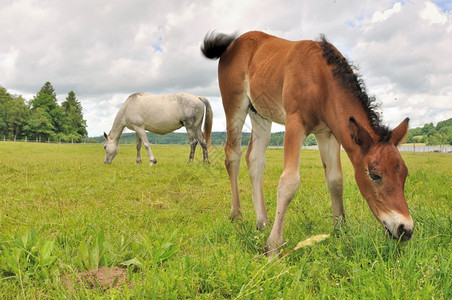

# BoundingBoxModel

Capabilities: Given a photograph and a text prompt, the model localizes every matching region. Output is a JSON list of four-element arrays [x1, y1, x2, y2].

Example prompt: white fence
[[300, 145, 452, 153], [398, 145, 452, 153]]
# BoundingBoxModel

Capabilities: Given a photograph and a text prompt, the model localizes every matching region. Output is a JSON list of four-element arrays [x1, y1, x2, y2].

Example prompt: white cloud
[[420, 1, 448, 24], [372, 2, 402, 23]]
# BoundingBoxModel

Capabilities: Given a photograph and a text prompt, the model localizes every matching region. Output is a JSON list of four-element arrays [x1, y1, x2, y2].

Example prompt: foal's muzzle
[[381, 212, 414, 241]]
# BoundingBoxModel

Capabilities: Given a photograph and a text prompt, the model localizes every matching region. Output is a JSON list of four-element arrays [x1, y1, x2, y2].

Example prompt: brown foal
[[202, 31, 413, 256]]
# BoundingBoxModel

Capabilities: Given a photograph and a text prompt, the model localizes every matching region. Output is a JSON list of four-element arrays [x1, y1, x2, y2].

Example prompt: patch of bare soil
[[64, 267, 129, 290]]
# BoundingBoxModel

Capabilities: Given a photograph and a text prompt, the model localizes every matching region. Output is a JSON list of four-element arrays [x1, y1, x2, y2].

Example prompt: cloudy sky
[[1, 0, 451, 137]]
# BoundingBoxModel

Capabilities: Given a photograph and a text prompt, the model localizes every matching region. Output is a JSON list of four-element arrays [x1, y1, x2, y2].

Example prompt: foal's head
[[103, 132, 119, 164], [348, 117, 413, 241]]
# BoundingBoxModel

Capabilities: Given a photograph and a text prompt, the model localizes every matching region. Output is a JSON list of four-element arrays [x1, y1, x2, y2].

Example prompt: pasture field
[[0, 141, 450, 299]]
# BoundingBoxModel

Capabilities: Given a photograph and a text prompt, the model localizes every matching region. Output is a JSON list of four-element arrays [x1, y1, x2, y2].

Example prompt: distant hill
[[92, 131, 318, 147]]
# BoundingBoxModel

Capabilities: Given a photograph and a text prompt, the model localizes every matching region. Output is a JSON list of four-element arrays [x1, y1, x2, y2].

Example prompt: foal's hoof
[[229, 210, 243, 222], [264, 240, 282, 259], [333, 215, 346, 231], [149, 159, 157, 166], [256, 220, 269, 231], [135, 160, 142, 165]]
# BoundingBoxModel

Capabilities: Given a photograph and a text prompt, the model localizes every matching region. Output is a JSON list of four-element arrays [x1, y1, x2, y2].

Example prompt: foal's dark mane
[[318, 35, 390, 141]]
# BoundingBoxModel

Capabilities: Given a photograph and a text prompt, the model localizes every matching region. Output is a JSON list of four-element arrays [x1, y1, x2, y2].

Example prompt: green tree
[[27, 82, 64, 141], [61, 91, 88, 142], [0, 87, 13, 138], [421, 122, 436, 137], [303, 134, 318, 146], [0, 87, 28, 140], [406, 126, 425, 143], [8, 96, 28, 141], [436, 118, 452, 131], [438, 126, 452, 145], [23, 107, 55, 141]]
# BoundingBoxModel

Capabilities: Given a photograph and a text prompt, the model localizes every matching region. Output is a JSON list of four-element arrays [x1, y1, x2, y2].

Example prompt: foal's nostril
[[397, 224, 404, 236], [397, 224, 413, 241]]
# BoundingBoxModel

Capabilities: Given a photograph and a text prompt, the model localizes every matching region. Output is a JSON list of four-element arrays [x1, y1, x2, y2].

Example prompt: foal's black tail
[[201, 31, 237, 59]]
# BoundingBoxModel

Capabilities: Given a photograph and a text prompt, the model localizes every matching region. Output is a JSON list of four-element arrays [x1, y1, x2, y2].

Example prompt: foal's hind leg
[[224, 104, 249, 220], [135, 132, 143, 164], [315, 131, 345, 227], [246, 110, 271, 230], [134, 127, 157, 166]]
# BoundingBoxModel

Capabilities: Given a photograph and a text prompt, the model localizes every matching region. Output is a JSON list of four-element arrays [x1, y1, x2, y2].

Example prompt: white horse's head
[[103, 132, 119, 164]]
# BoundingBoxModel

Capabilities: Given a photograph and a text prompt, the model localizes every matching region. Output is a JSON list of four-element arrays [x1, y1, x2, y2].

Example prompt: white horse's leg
[[185, 126, 198, 162], [135, 132, 143, 164], [315, 131, 345, 227], [245, 110, 271, 230], [186, 121, 210, 163], [199, 139, 209, 163], [266, 118, 305, 257], [195, 127, 210, 163], [135, 127, 157, 166], [189, 139, 197, 162]]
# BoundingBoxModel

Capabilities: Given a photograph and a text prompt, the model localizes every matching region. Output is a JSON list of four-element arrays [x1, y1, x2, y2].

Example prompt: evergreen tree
[[61, 91, 88, 142], [27, 82, 64, 141]]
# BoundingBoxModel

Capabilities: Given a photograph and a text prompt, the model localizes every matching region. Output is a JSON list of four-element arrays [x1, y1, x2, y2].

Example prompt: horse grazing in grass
[[103, 92, 212, 165], [202, 31, 413, 256]]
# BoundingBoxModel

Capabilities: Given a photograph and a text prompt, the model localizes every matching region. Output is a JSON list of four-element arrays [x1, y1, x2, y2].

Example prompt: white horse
[[103, 92, 212, 165]]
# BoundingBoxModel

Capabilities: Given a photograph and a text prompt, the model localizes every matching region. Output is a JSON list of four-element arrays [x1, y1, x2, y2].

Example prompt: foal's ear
[[348, 117, 373, 153], [390, 118, 409, 146], [103, 132, 108, 140]]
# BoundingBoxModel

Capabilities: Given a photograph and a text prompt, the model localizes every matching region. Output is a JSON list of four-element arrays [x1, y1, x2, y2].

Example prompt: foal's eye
[[370, 173, 382, 181]]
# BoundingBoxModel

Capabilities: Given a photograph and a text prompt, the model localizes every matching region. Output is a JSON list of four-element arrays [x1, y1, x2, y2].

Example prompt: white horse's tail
[[198, 96, 212, 146]]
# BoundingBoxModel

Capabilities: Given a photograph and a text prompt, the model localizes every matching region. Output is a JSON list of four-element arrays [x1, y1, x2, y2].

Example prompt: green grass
[[0, 141, 451, 298]]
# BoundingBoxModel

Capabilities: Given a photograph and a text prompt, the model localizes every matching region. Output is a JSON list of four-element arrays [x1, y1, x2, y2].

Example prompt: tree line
[[407, 118, 452, 146], [2, 81, 450, 146], [0, 82, 88, 143]]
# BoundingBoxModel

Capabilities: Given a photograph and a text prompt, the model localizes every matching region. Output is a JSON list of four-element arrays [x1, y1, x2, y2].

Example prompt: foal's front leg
[[315, 132, 345, 227], [266, 118, 305, 257]]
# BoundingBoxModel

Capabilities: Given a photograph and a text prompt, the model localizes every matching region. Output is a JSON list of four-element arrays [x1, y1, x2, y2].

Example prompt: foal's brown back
[[217, 31, 337, 132]]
